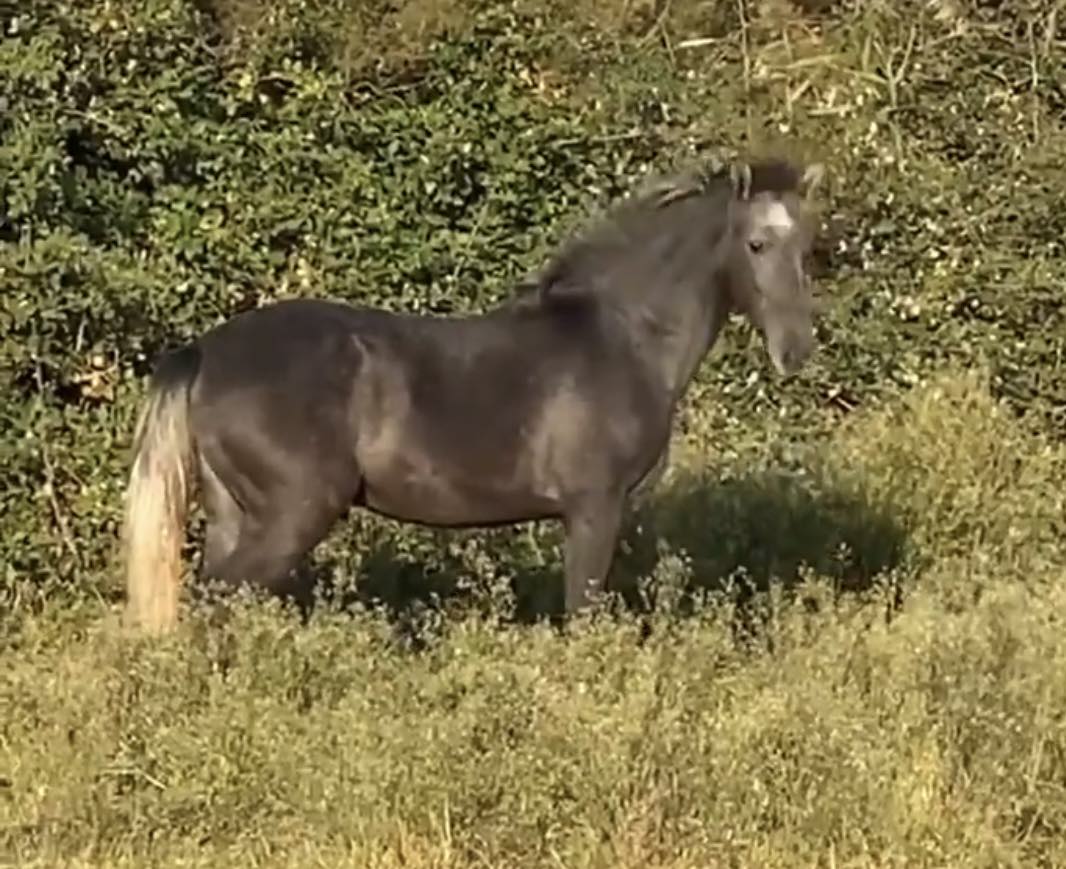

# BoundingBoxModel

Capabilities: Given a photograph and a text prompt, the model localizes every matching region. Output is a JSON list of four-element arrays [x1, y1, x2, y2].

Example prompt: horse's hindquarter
[[352, 310, 669, 527], [189, 299, 375, 518]]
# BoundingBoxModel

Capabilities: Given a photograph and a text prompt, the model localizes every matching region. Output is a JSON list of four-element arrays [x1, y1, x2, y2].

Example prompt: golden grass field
[[5, 371, 1066, 867]]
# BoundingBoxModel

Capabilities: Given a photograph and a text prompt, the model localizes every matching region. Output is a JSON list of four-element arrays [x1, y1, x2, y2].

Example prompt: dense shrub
[[3, 0, 1063, 609]]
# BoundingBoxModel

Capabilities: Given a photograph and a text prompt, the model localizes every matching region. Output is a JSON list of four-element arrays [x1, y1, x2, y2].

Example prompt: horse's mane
[[515, 158, 807, 307]]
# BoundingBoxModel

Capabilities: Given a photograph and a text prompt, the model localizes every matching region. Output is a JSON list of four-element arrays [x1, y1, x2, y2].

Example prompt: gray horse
[[121, 157, 826, 633]]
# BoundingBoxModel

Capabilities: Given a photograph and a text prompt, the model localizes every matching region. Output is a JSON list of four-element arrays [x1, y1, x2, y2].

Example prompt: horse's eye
[[748, 240, 764, 254]]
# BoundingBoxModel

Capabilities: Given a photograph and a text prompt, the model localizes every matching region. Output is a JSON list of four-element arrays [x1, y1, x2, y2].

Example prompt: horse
[[120, 156, 826, 634]]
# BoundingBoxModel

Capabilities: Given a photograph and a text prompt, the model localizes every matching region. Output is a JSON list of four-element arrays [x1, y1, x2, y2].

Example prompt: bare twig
[[870, 22, 918, 164], [32, 356, 83, 572], [658, 15, 677, 68], [100, 765, 167, 791], [735, 0, 752, 138], [676, 36, 721, 50], [449, 200, 489, 283], [553, 129, 646, 148], [639, 0, 672, 47], [1026, 14, 1044, 144]]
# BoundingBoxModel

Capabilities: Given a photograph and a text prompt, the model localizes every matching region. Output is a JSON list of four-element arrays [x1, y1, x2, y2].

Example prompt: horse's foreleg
[[562, 493, 625, 614]]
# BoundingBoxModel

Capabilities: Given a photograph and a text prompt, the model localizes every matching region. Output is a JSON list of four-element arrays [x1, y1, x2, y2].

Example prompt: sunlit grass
[[4, 370, 1066, 867]]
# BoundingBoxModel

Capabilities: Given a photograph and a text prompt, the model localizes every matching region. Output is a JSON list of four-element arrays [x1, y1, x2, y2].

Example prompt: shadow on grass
[[609, 469, 910, 641], [246, 467, 910, 647]]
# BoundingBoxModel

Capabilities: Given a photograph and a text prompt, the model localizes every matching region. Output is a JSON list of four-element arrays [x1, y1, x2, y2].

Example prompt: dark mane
[[516, 158, 806, 307], [743, 158, 806, 197]]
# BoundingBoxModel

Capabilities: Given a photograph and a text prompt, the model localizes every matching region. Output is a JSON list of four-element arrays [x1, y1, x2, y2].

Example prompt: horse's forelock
[[745, 159, 805, 197]]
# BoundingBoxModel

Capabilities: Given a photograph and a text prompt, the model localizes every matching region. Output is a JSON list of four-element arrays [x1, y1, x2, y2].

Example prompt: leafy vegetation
[[2, 0, 1065, 864]]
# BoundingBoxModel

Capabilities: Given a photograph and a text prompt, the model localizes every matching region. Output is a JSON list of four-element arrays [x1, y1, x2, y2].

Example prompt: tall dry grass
[[4, 370, 1066, 868]]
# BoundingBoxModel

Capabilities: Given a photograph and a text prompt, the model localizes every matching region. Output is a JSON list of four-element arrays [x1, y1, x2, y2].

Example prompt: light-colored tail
[[121, 349, 198, 634]]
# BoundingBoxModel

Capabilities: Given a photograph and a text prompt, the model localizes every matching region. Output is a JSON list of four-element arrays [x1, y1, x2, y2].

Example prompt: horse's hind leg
[[188, 453, 244, 630], [199, 454, 242, 580], [207, 489, 352, 613]]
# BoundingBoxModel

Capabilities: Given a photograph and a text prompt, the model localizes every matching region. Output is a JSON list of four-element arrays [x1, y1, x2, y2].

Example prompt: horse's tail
[[121, 344, 201, 634]]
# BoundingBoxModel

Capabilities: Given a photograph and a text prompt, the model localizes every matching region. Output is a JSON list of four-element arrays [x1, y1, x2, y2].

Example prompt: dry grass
[[198, 0, 471, 77], [4, 370, 1066, 868]]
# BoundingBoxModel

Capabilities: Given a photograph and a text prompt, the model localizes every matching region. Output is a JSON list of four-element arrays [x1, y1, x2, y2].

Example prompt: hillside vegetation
[[2, 0, 1066, 865]]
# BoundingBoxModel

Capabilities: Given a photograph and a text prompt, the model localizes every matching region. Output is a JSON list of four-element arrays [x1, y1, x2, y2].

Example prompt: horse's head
[[725, 160, 824, 377]]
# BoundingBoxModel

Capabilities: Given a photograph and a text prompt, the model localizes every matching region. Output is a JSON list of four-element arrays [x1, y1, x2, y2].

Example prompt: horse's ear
[[799, 162, 825, 201], [729, 162, 752, 200]]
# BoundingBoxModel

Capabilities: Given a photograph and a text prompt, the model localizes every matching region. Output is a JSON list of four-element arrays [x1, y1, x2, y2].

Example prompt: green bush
[[4, 0, 1063, 608]]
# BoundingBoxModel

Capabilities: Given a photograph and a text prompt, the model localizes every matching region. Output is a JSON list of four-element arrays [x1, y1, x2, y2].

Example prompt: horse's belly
[[353, 393, 568, 526], [361, 473, 557, 527], [358, 449, 558, 527]]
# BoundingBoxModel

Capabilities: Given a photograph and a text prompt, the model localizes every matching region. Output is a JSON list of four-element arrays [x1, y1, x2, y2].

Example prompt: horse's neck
[[623, 218, 733, 400], [614, 275, 727, 400], [670, 293, 729, 397]]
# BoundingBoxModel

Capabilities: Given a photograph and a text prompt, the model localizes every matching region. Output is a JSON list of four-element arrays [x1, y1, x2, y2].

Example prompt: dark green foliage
[[2, 0, 1064, 612]]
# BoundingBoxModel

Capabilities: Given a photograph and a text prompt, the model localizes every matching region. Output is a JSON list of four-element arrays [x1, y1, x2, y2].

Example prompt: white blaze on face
[[757, 201, 795, 232]]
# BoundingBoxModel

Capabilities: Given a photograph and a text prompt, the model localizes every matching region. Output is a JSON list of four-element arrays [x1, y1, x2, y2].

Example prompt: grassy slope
[[3, 0, 1066, 865]]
